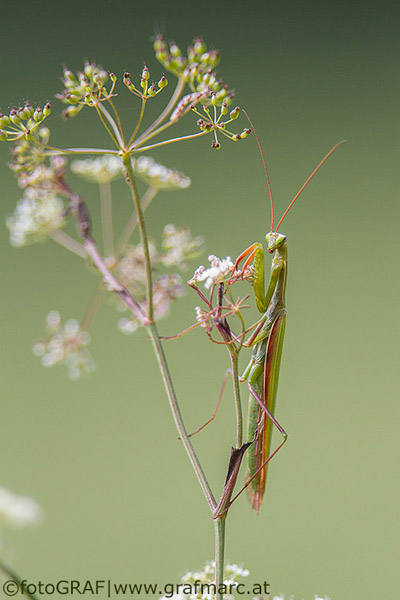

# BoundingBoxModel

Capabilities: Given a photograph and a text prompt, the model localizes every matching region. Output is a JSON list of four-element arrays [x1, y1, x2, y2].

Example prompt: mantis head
[[266, 232, 287, 253]]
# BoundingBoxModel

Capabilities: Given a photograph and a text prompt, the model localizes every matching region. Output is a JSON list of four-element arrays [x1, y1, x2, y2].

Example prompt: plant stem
[[127, 97, 147, 148], [0, 559, 39, 600], [50, 229, 87, 258], [100, 181, 114, 259], [122, 156, 154, 322], [214, 516, 227, 600], [116, 186, 158, 255], [135, 77, 185, 146], [148, 322, 216, 511], [231, 354, 243, 449], [98, 103, 124, 148]]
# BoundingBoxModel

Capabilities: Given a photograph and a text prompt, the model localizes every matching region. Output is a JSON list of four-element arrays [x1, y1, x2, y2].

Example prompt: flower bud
[[0, 113, 10, 127], [0, 129, 8, 141], [141, 66, 150, 80], [158, 75, 168, 88], [240, 128, 251, 138], [220, 102, 228, 115], [43, 103, 51, 117], [110, 72, 117, 83], [10, 109, 20, 125], [193, 37, 206, 55], [147, 85, 156, 97], [229, 106, 240, 120], [211, 92, 218, 106], [169, 42, 182, 58]]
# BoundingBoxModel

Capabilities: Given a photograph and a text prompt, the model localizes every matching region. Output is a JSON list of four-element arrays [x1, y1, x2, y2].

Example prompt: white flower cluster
[[114, 225, 203, 335], [71, 155, 123, 184], [160, 561, 249, 600], [33, 311, 96, 380], [17, 156, 67, 190], [190, 255, 234, 289], [118, 273, 185, 335], [161, 224, 205, 270], [6, 187, 65, 247], [132, 156, 191, 190], [0, 486, 42, 529]]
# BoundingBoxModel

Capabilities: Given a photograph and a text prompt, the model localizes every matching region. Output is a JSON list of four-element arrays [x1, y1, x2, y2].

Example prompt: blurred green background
[[1, 1, 399, 599]]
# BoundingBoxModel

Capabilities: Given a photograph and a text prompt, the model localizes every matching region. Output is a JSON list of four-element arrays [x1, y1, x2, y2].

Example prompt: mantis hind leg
[[182, 369, 233, 439]]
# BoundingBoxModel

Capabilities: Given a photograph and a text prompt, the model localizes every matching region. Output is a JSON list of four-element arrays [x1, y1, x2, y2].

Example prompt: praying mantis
[[166, 127, 344, 516], [224, 129, 344, 513]]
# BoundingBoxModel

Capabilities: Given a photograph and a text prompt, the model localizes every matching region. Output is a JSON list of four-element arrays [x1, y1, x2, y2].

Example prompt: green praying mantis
[[167, 126, 344, 516], [228, 130, 345, 513]]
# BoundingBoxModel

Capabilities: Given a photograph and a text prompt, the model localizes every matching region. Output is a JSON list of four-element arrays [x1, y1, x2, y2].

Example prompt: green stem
[[127, 97, 147, 148], [106, 98, 126, 147], [148, 322, 216, 512], [134, 77, 185, 145], [98, 103, 124, 148], [95, 104, 121, 149], [231, 354, 243, 449], [100, 181, 114, 259], [116, 186, 158, 256], [214, 515, 227, 600], [122, 156, 154, 321], [132, 130, 209, 154], [0, 559, 40, 600]]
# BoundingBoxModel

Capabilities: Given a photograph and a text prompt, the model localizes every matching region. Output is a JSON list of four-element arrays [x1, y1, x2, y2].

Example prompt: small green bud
[[84, 62, 94, 77], [221, 102, 228, 115], [110, 72, 117, 83], [140, 78, 147, 89], [211, 92, 218, 107], [63, 68, 75, 81], [10, 109, 20, 125], [0, 129, 8, 141], [211, 140, 221, 149], [230, 106, 240, 120], [0, 114, 10, 127], [43, 103, 51, 117], [158, 75, 168, 88], [240, 128, 251, 138], [65, 93, 80, 104], [147, 85, 156, 97], [34, 107, 44, 122], [170, 42, 182, 58], [193, 37, 206, 55], [141, 66, 150, 80]]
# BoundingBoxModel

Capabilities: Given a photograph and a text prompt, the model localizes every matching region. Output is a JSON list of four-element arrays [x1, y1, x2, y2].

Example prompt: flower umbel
[[6, 188, 66, 247], [33, 311, 96, 380], [132, 157, 191, 190], [71, 155, 123, 184]]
